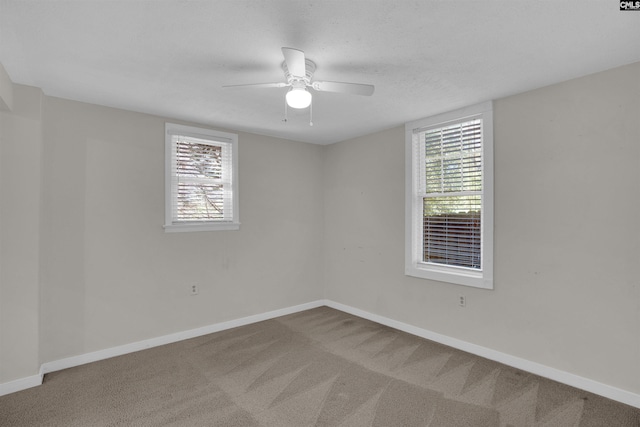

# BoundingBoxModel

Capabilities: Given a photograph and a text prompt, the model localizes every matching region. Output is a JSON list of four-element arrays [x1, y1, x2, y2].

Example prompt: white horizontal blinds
[[420, 118, 482, 269], [171, 135, 233, 222], [423, 196, 481, 268]]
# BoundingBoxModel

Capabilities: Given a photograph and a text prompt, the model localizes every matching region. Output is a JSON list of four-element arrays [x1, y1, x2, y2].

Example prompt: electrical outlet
[[190, 284, 199, 296], [458, 295, 466, 308]]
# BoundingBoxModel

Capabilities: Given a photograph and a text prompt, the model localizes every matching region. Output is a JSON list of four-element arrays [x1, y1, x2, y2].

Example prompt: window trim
[[164, 123, 240, 232], [405, 102, 493, 289]]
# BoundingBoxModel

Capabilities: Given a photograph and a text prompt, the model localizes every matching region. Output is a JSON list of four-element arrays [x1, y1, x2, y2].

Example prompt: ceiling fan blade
[[311, 81, 375, 96], [281, 47, 306, 77], [222, 82, 288, 89]]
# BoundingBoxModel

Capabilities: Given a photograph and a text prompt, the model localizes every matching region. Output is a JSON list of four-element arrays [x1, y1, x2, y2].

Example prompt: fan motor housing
[[282, 59, 316, 85]]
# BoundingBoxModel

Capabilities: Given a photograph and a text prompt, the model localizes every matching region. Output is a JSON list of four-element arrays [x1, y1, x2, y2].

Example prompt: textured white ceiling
[[1, 1, 639, 144]]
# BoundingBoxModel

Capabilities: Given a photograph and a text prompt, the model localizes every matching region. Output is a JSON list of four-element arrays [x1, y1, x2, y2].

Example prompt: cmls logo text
[[620, 1, 640, 10]]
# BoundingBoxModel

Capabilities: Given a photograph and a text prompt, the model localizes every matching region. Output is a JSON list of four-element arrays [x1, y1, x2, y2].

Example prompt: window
[[405, 102, 493, 289], [164, 123, 239, 232]]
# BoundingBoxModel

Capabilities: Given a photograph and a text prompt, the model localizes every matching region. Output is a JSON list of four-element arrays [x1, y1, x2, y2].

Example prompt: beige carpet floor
[[1, 306, 639, 426]]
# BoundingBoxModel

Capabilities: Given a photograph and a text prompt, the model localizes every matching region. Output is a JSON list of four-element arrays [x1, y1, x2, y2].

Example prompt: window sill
[[405, 263, 493, 289], [163, 222, 240, 233]]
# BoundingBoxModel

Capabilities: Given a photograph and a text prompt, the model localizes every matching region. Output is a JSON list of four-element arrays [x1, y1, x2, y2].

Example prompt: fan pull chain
[[309, 99, 313, 126], [283, 98, 288, 123]]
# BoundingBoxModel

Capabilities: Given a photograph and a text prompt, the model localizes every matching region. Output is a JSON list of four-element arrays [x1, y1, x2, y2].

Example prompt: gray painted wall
[[0, 85, 42, 382], [324, 62, 640, 394], [1, 89, 324, 382], [38, 97, 325, 363]]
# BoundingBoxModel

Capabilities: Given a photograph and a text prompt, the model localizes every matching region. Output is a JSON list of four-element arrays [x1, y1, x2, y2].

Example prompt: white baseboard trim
[[3, 298, 639, 410], [40, 300, 325, 375], [2, 301, 323, 396], [0, 374, 43, 397], [325, 300, 640, 409]]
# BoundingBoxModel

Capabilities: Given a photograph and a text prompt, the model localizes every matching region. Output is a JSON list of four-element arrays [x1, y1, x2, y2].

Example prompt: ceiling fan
[[223, 48, 374, 121]]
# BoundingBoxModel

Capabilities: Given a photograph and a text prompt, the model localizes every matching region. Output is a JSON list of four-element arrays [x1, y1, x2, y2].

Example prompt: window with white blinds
[[405, 102, 493, 289], [164, 123, 239, 232]]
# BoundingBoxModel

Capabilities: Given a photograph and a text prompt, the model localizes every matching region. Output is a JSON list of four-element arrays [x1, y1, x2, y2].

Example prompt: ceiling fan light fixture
[[286, 87, 312, 109]]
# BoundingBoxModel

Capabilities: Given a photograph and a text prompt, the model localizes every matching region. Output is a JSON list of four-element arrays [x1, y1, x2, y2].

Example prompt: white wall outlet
[[190, 284, 199, 296], [458, 295, 466, 307]]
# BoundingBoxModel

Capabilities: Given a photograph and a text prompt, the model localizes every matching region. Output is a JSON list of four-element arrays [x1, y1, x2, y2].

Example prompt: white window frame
[[405, 102, 493, 289], [164, 123, 239, 232]]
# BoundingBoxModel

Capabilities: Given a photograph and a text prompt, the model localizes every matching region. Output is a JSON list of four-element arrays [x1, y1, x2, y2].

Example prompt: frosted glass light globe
[[286, 88, 312, 109]]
